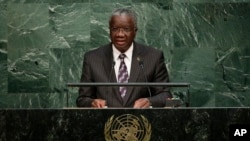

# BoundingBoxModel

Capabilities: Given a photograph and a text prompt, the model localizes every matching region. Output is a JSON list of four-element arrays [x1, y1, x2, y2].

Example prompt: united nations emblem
[[104, 114, 151, 141]]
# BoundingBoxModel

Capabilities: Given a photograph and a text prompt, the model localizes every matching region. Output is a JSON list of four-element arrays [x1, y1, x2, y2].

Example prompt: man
[[76, 8, 172, 108]]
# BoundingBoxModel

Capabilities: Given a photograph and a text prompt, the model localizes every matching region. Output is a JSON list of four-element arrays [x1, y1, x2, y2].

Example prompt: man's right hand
[[91, 99, 106, 108]]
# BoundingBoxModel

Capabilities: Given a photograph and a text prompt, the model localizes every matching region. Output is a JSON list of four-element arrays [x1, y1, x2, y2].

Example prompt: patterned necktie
[[118, 54, 129, 98]]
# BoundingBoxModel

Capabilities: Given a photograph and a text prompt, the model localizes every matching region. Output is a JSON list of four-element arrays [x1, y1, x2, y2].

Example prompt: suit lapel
[[103, 43, 123, 103], [122, 42, 143, 106], [103, 44, 117, 82]]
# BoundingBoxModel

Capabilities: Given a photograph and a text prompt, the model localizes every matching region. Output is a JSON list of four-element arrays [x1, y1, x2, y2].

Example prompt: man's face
[[109, 15, 137, 53]]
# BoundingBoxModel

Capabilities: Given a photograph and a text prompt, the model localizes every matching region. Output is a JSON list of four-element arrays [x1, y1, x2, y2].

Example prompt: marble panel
[[49, 48, 85, 107], [172, 2, 250, 107], [0, 0, 89, 3], [7, 4, 50, 93], [48, 3, 90, 48], [171, 48, 216, 107], [0, 93, 65, 108], [213, 3, 250, 106], [172, 2, 216, 48], [0, 52, 7, 95], [0, 4, 7, 40], [0, 4, 8, 96]]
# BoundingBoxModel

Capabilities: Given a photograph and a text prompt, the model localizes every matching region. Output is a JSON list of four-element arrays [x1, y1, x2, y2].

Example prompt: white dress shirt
[[112, 43, 134, 81]]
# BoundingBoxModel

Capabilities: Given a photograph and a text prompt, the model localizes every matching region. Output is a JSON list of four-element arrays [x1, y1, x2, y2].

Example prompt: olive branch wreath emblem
[[104, 114, 151, 141]]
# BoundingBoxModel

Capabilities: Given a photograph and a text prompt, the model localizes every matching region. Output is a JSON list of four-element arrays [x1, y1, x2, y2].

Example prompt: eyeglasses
[[110, 27, 134, 33]]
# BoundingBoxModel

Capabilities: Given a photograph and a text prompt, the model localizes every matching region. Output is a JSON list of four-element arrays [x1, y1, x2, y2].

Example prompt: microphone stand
[[137, 58, 152, 107]]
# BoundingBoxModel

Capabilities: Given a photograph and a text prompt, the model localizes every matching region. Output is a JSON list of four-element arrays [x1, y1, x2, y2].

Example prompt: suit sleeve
[[76, 53, 96, 107], [149, 51, 172, 107]]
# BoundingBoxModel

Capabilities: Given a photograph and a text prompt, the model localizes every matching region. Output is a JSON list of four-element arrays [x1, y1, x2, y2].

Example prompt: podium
[[2, 108, 250, 141], [65, 82, 190, 107]]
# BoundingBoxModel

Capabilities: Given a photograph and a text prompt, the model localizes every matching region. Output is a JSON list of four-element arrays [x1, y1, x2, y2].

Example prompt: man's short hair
[[109, 8, 137, 28]]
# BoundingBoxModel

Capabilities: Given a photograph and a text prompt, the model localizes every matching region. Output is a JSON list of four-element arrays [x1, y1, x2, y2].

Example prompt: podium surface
[[1, 108, 250, 141]]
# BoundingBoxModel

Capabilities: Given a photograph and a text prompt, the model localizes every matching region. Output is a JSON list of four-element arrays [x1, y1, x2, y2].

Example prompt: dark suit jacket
[[76, 42, 172, 107]]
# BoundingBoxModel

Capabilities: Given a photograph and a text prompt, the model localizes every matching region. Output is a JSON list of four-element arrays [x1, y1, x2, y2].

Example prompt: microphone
[[137, 57, 152, 108], [105, 61, 115, 108]]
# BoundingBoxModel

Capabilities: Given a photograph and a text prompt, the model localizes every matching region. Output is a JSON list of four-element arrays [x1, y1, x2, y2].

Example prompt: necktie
[[118, 54, 129, 98]]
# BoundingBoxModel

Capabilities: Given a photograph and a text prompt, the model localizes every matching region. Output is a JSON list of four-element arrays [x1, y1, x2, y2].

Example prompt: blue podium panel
[[2, 108, 250, 141]]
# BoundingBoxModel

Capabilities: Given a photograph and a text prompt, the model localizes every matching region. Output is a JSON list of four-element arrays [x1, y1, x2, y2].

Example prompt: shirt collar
[[112, 43, 134, 61]]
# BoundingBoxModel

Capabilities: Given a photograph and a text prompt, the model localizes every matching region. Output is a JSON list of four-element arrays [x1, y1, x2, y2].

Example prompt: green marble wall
[[0, 0, 249, 108]]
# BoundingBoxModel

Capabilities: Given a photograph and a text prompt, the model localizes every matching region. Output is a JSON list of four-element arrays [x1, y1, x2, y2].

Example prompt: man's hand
[[133, 98, 151, 108], [91, 99, 106, 108]]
